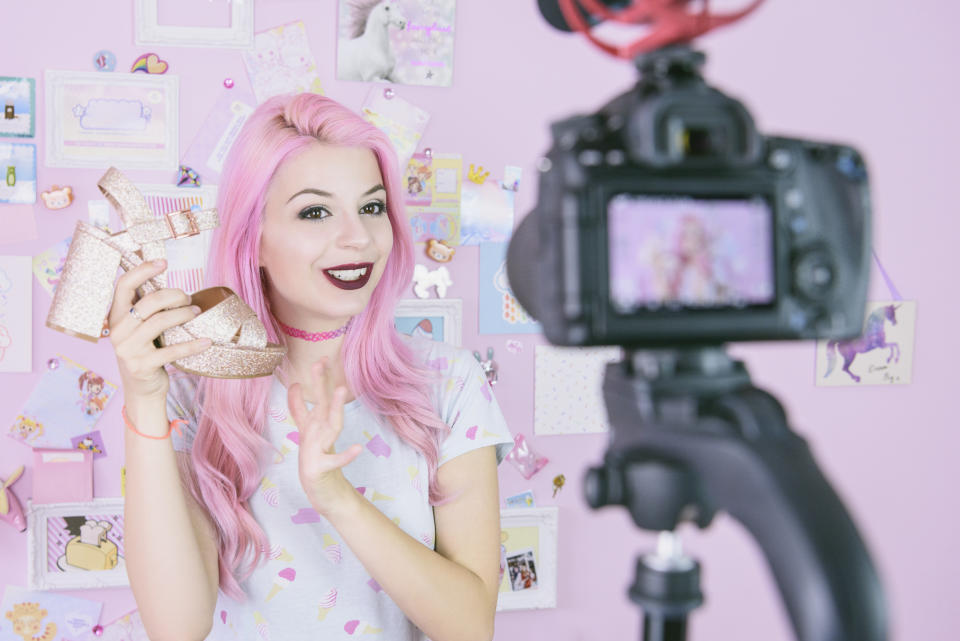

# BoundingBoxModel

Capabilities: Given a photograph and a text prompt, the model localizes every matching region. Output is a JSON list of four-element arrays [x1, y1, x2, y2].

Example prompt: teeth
[[327, 267, 368, 282]]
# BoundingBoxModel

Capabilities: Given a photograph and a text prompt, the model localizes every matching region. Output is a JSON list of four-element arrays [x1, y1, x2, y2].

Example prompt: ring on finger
[[129, 305, 145, 322]]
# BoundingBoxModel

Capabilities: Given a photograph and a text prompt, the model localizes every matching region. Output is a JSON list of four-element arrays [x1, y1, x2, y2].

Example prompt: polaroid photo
[[0, 142, 36, 204], [27, 498, 129, 590], [0, 76, 36, 137], [497, 507, 558, 610], [46, 70, 178, 169]]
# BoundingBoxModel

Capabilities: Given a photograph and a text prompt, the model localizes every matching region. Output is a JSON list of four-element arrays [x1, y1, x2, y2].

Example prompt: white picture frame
[[394, 298, 462, 346], [134, 0, 255, 49], [45, 70, 179, 170], [27, 498, 129, 590], [497, 506, 559, 611]]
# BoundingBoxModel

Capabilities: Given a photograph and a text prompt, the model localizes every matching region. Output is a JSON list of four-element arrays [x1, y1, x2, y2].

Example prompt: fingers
[[109, 259, 167, 333], [125, 304, 200, 347], [141, 337, 212, 371]]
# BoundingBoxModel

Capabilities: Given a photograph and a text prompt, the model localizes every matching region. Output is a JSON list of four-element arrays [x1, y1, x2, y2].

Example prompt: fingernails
[[190, 305, 201, 314], [152, 259, 166, 268]]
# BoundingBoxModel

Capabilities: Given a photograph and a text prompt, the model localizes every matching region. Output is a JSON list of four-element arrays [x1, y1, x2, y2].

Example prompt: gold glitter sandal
[[158, 286, 286, 379], [46, 167, 219, 342]]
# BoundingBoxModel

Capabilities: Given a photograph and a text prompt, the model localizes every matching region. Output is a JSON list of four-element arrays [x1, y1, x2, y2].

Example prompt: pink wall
[[1, 1, 957, 639]]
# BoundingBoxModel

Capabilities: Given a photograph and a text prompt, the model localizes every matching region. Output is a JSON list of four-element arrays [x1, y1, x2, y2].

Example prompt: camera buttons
[[769, 148, 794, 170]]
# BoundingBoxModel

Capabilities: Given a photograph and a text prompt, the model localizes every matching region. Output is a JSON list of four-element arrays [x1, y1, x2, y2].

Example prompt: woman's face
[[260, 142, 394, 330]]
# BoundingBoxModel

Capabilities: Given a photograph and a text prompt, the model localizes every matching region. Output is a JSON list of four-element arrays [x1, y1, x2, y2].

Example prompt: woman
[[113, 93, 514, 641]]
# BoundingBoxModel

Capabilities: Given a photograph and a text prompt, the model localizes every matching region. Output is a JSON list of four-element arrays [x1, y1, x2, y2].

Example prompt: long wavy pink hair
[[178, 93, 454, 601]]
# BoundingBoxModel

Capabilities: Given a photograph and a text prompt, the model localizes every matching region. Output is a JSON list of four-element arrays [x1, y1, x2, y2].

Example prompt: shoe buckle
[[165, 208, 201, 239]]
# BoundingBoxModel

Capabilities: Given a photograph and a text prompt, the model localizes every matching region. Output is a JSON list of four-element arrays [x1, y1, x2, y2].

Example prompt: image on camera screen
[[608, 194, 775, 312]]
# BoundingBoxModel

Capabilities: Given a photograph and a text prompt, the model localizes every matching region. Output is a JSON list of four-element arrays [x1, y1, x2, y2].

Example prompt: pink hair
[[180, 93, 455, 601]]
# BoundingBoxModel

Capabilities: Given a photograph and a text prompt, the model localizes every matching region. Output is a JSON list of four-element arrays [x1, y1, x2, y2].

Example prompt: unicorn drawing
[[337, 0, 408, 82], [824, 304, 901, 383]]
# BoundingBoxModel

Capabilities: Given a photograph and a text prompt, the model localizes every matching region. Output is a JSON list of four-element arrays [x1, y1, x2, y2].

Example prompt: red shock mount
[[556, 0, 768, 59]]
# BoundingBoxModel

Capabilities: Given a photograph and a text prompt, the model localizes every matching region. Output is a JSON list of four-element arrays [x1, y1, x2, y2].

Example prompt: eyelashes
[[297, 200, 387, 221]]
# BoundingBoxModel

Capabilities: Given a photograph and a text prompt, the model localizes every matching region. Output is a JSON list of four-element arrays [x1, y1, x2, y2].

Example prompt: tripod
[[584, 347, 888, 641]]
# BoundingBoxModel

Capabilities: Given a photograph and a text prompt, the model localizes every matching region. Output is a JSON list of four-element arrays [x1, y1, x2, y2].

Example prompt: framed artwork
[[0, 76, 36, 137], [45, 70, 179, 170], [0, 142, 36, 204], [134, 0, 254, 48], [496, 506, 559, 611], [26, 498, 129, 590], [394, 298, 462, 346]]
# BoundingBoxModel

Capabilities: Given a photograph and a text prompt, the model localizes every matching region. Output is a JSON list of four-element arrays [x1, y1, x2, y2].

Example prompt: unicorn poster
[[337, 0, 457, 87], [815, 300, 917, 386]]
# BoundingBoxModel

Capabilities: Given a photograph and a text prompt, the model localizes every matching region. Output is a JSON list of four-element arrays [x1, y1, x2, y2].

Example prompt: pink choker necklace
[[277, 318, 352, 342]]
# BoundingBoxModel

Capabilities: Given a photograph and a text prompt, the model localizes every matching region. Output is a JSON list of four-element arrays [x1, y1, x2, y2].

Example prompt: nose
[[336, 211, 373, 250]]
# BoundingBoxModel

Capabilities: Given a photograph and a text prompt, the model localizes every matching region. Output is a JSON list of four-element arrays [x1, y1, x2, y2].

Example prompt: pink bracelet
[[122, 405, 185, 440]]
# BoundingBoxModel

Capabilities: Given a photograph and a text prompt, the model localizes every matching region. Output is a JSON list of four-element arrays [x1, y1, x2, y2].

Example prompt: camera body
[[509, 48, 871, 348]]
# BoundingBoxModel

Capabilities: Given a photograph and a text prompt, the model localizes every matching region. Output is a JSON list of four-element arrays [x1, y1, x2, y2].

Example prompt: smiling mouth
[[323, 263, 374, 290]]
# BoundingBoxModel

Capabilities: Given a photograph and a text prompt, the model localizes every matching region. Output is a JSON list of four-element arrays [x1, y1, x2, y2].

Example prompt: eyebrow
[[286, 184, 386, 204]]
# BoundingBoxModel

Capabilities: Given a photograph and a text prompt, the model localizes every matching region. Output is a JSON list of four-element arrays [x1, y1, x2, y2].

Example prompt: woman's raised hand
[[107, 259, 211, 402], [288, 358, 363, 514]]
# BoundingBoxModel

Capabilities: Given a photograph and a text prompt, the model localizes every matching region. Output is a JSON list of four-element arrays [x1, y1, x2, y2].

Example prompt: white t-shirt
[[164, 336, 515, 641]]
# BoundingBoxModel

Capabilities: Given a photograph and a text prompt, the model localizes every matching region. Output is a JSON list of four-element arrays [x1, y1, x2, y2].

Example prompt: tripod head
[[587, 347, 887, 641]]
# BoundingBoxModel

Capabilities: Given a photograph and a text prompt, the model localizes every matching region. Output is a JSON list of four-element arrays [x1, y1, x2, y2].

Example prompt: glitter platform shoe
[[46, 167, 285, 379], [157, 286, 287, 379]]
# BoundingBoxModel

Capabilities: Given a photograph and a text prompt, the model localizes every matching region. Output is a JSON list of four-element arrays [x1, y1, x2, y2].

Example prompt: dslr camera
[[508, 45, 871, 348]]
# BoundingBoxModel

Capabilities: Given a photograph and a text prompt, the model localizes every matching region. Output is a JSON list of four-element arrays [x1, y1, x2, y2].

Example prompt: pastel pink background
[[1, 1, 957, 639]]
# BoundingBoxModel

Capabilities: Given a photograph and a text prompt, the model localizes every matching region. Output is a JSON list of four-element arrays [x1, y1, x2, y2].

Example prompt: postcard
[[0, 142, 36, 204], [132, 183, 218, 294], [242, 20, 325, 104], [459, 178, 516, 245], [81, 608, 148, 641], [9, 354, 117, 449], [816, 300, 917, 386], [337, 0, 457, 87], [361, 87, 430, 171], [535, 345, 622, 435], [0, 255, 31, 373], [45, 70, 178, 169], [0, 585, 102, 641], [182, 89, 256, 181], [477, 242, 541, 334], [0, 77, 36, 137], [33, 236, 72, 298]]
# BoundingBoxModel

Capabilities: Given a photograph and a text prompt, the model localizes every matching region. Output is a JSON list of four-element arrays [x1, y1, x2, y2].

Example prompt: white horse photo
[[338, 0, 408, 83]]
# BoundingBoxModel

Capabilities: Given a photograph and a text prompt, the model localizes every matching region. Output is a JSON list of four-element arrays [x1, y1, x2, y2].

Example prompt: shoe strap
[[97, 167, 220, 286], [181, 288, 267, 349]]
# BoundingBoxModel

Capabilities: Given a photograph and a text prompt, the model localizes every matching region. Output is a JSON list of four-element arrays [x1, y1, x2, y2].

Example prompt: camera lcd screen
[[608, 194, 775, 312]]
